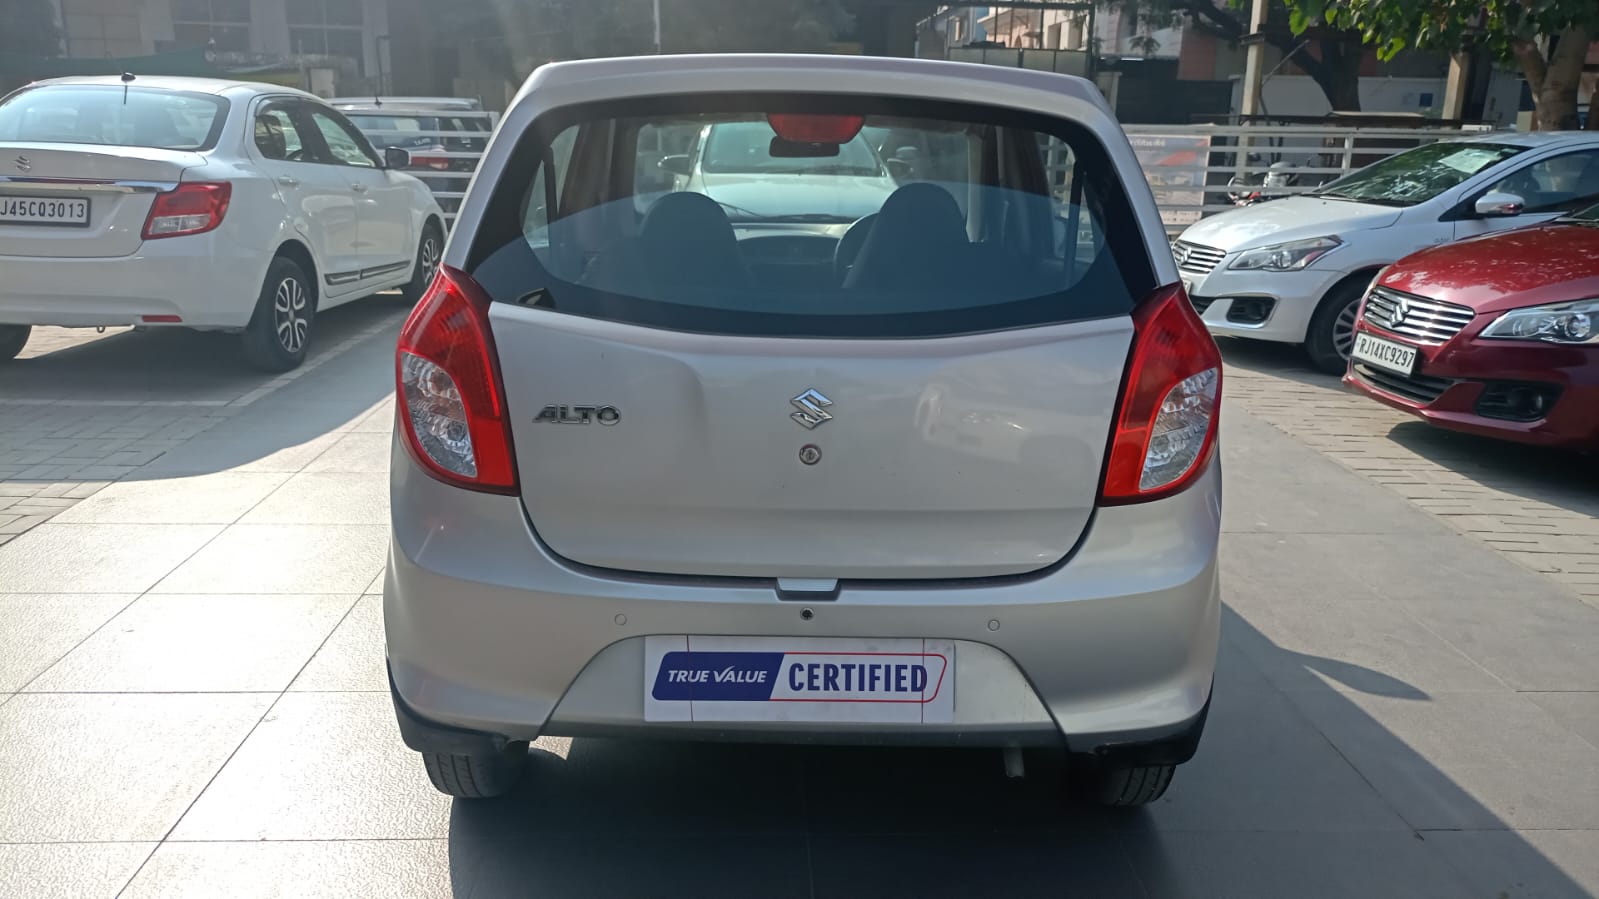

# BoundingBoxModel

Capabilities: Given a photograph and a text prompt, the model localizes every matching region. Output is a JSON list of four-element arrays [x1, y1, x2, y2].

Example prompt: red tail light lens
[[1101, 283, 1223, 504], [395, 266, 518, 493], [142, 182, 231, 239]]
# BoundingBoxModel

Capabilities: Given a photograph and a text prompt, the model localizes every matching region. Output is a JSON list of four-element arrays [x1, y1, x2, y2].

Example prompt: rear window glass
[[467, 95, 1155, 339], [0, 85, 228, 151], [343, 112, 490, 152]]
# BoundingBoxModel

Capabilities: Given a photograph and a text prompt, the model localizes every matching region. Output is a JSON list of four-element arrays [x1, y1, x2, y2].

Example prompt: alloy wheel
[[419, 234, 441, 286], [1333, 300, 1359, 359], [273, 276, 310, 353]]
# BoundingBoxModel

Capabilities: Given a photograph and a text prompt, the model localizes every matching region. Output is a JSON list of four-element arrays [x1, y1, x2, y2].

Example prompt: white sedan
[[1174, 132, 1599, 373], [0, 76, 445, 370]]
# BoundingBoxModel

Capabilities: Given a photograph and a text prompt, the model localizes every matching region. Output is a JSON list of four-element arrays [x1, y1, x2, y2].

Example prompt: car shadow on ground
[[1216, 336, 1598, 515], [0, 297, 408, 485], [435, 606, 1586, 898]]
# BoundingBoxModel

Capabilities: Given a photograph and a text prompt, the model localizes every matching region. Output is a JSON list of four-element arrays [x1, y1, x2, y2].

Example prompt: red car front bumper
[[1344, 322, 1599, 451]]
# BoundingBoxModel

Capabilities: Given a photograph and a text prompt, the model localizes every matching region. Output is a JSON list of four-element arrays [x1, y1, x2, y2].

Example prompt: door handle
[[277, 175, 299, 187], [352, 183, 369, 193]]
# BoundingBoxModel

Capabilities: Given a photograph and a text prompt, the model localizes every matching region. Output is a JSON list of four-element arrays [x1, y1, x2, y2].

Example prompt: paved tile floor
[[1, 313, 1597, 897]]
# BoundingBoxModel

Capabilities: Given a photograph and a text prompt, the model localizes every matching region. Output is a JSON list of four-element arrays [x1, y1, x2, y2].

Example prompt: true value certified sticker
[[643, 636, 955, 724]]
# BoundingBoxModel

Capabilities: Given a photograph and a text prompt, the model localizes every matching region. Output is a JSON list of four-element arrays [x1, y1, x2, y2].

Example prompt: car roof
[[25, 74, 319, 101], [1450, 130, 1599, 149], [521, 53, 1107, 109]]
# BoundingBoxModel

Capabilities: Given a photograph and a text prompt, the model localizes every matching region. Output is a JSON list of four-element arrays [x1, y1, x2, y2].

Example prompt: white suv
[[385, 55, 1223, 807], [0, 76, 444, 369]]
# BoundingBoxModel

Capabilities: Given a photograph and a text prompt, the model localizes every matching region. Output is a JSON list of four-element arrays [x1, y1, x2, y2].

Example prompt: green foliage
[[0, 0, 63, 57], [1285, 0, 1599, 63]]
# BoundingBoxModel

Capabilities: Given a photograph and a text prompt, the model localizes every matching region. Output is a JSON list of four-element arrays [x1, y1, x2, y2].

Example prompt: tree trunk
[[1515, 27, 1591, 131], [1273, 34, 1364, 113]]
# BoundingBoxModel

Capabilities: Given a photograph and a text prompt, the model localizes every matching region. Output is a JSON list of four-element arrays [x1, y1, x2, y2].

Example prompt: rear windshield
[[467, 95, 1155, 339], [0, 85, 229, 151], [1315, 141, 1526, 207], [343, 112, 490, 151]]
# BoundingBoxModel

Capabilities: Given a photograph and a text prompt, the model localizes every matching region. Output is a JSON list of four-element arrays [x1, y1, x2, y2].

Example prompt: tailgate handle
[[776, 578, 839, 601]]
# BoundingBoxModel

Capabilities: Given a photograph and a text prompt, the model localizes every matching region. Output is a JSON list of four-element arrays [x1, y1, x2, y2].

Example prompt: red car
[[1345, 208, 1599, 451]]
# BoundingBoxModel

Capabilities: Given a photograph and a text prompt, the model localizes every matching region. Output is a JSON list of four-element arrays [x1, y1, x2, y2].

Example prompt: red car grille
[[1352, 363, 1456, 405]]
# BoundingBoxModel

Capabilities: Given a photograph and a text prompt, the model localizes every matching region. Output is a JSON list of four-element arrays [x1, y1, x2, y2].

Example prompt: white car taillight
[[142, 182, 231, 239], [395, 267, 518, 493], [1101, 283, 1223, 503]]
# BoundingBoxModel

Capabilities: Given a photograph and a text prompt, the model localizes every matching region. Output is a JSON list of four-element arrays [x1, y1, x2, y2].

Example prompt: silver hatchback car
[[385, 54, 1222, 806]]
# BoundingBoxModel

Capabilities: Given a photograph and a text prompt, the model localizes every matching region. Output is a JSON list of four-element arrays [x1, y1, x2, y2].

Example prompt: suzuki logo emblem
[[790, 389, 833, 430], [1390, 297, 1410, 327], [14, 156, 29, 172]]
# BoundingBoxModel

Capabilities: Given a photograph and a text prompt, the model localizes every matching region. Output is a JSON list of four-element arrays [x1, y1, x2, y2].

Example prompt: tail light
[[1100, 283, 1222, 504], [142, 182, 231, 239], [395, 266, 518, 493]]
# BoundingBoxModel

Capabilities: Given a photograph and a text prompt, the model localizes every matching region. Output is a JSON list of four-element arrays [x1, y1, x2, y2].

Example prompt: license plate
[[644, 636, 955, 724], [1352, 332, 1418, 375], [0, 195, 90, 227]]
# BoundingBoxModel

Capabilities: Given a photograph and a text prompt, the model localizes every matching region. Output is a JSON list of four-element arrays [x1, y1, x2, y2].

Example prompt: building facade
[[50, 0, 404, 95]]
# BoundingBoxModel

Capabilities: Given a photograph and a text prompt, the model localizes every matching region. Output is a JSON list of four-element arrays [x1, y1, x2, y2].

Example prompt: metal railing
[[1113, 123, 1496, 234], [350, 112, 497, 228]]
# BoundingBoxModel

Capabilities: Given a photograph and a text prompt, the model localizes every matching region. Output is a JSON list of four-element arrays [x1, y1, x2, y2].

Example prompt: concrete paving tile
[[0, 843, 155, 899], [302, 431, 393, 474], [239, 472, 388, 525], [0, 523, 222, 593], [466, 835, 808, 899], [365, 569, 385, 595], [350, 399, 397, 434], [50, 472, 290, 524], [290, 596, 386, 692], [27, 594, 357, 693], [1403, 594, 1599, 691], [1290, 690, 1599, 830], [0, 693, 271, 841], [1220, 534, 1384, 605], [1140, 688, 1411, 833], [122, 840, 467, 899], [1225, 600, 1508, 695], [140, 430, 343, 475], [0, 593, 138, 691], [151, 524, 388, 594], [809, 833, 1142, 899], [170, 692, 450, 840], [1428, 829, 1599, 899], [1525, 692, 1599, 751], [1124, 831, 1476, 899]]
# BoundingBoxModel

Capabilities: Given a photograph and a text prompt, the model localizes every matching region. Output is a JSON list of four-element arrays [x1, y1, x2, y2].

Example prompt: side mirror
[[383, 146, 412, 170], [885, 158, 914, 181], [1474, 192, 1524, 217], [894, 146, 920, 162], [658, 154, 692, 177]]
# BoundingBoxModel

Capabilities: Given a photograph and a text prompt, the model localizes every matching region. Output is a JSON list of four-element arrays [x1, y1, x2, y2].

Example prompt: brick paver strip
[[1226, 353, 1599, 604]]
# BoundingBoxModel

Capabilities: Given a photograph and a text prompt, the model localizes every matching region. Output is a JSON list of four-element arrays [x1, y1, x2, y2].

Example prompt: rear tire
[[1075, 760, 1176, 807], [1304, 278, 1368, 375], [420, 741, 528, 799], [401, 221, 444, 305], [242, 257, 315, 372], [0, 324, 31, 361]]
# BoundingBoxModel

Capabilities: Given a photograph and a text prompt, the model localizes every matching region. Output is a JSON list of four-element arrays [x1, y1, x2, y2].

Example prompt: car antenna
[[120, 72, 135, 105]]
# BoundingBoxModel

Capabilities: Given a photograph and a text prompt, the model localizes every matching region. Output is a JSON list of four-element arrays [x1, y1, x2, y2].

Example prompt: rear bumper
[[384, 438, 1223, 751], [0, 236, 267, 329], [1344, 326, 1599, 451]]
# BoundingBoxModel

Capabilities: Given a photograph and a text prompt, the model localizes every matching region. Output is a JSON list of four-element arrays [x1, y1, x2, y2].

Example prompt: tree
[[1111, 0, 1367, 112], [0, 0, 64, 57], [1286, 0, 1599, 130]]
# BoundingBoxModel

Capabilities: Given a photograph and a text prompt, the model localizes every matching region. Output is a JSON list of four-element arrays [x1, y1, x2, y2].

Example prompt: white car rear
[[0, 76, 445, 369]]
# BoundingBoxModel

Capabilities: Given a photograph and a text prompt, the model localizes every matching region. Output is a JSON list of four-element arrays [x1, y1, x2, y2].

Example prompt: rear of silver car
[[385, 55, 1222, 805]]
